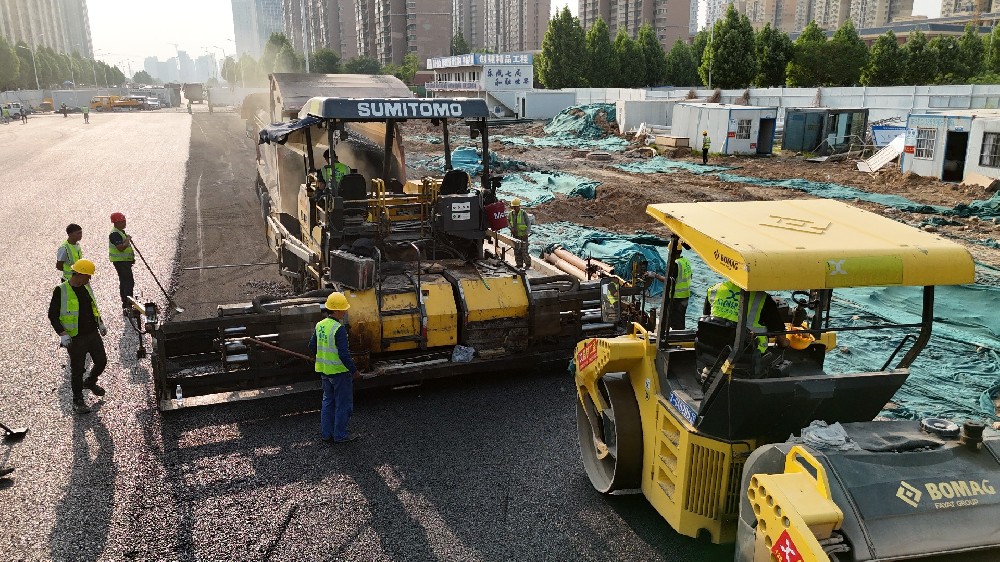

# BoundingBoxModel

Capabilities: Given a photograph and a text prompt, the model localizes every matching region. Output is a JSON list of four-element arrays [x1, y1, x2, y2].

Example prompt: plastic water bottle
[[175, 384, 184, 407]]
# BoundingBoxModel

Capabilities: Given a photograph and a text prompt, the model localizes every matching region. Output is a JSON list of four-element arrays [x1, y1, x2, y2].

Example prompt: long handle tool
[[130, 239, 185, 313]]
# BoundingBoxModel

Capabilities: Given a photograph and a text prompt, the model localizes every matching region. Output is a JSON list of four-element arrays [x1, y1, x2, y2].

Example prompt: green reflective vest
[[673, 256, 692, 299], [315, 317, 349, 375], [59, 282, 101, 337], [707, 280, 767, 352], [60, 240, 82, 281], [109, 228, 134, 262], [702, 135, 711, 150], [321, 162, 349, 186], [509, 209, 529, 237]]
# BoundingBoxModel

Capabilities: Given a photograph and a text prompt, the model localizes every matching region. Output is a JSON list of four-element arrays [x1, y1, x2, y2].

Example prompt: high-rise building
[[578, 0, 691, 51], [483, 0, 550, 52], [231, 0, 284, 57], [358, 0, 451, 67], [704, 0, 734, 28], [454, 0, 487, 50], [177, 50, 194, 83], [284, 0, 358, 59], [0, 0, 93, 58], [940, 0, 997, 17], [690, 0, 700, 34], [354, 0, 377, 58], [848, 0, 913, 28], [740, 0, 802, 31]]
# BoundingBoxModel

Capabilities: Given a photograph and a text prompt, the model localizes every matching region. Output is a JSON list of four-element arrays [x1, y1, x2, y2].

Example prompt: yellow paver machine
[[574, 199, 1000, 561]]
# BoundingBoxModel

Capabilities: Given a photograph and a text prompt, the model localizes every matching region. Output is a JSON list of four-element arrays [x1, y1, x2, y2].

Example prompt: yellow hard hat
[[71, 259, 96, 276], [702, 130, 708, 135], [511, 198, 521, 207], [325, 292, 350, 311]]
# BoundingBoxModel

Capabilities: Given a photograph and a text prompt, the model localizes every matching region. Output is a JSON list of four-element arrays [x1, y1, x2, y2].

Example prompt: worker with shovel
[[309, 292, 359, 443], [47, 259, 108, 414], [108, 212, 135, 314]]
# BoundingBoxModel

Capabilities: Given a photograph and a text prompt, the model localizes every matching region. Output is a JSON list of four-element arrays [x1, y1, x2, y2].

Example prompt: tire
[[576, 373, 644, 493]]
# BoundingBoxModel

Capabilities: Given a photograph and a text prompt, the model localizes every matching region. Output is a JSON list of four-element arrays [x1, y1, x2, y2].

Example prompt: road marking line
[[196, 172, 204, 270]]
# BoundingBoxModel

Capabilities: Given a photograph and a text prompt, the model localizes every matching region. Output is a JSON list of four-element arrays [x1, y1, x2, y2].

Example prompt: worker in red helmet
[[109, 212, 135, 313]]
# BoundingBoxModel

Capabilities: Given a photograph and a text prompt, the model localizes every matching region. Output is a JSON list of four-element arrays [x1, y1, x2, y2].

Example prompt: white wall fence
[[207, 86, 269, 107], [561, 85, 1000, 125]]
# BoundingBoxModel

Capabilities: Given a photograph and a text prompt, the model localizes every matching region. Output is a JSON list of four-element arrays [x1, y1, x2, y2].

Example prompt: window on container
[[915, 128, 936, 160], [980, 132, 1000, 167], [736, 119, 752, 140]]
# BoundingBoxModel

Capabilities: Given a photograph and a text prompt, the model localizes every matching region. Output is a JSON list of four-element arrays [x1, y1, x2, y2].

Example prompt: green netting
[[528, 221, 1000, 422], [616, 156, 734, 175], [543, 103, 618, 138], [413, 146, 529, 176], [496, 172, 600, 207], [409, 133, 443, 144], [492, 133, 630, 151]]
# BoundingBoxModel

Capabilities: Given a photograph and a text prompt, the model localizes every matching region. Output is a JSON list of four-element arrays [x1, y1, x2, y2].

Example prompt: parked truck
[[183, 83, 205, 104]]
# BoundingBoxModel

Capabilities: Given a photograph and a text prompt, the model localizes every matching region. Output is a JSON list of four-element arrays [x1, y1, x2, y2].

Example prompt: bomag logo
[[712, 249, 741, 271], [896, 479, 996, 509]]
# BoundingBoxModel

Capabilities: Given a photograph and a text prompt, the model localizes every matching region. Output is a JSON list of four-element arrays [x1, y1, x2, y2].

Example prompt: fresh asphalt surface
[[0, 109, 733, 561]]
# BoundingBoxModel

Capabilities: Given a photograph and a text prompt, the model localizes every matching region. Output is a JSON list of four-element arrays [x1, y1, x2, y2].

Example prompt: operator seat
[[440, 169, 470, 195], [695, 316, 757, 382], [339, 173, 368, 219]]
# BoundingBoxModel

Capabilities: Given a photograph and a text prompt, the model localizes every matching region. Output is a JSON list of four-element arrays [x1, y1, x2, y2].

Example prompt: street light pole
[[16, 45, 40, 90]]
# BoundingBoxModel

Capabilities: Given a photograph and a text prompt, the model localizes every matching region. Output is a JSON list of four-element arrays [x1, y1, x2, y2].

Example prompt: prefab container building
[[514, 91, 577, 119], [782, 108, 868, 154], [900, 110, 1000, 185], [671, 103, 779, 155], [615, 99, 705, 134]]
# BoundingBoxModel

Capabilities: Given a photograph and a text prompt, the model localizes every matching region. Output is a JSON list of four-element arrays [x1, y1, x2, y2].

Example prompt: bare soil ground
[[405, 121, 1000, 270]]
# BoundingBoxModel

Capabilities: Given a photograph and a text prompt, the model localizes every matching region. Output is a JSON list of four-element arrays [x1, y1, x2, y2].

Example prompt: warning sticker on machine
[[576, 339, 598, 370], [771, 530, 804, 562]]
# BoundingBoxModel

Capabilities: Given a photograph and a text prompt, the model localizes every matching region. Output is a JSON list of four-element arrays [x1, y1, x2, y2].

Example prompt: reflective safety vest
[[321, 162, 349, 186], [672, 256, 692, 299], [702, 135, 711, 150], [60, 240, 82, 281], [109, 228, 134, 262], [707, 280, 767, 352], [509, 209, 529, 237], [59, 282, 101, 337], [315, 317, 349, 375]]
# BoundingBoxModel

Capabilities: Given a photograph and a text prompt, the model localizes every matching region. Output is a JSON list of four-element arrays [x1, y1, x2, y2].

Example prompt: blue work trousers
[[320, 372, 353, 441]]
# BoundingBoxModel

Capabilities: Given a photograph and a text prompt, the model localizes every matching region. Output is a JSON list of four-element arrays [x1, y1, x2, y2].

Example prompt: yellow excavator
[[574, 199, 1000, 560]]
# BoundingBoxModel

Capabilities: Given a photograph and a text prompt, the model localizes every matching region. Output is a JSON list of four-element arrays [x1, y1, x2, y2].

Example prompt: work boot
[[83, 378, 106, 397], [72, 398, 91, 414], [333, 434, 360, 444]]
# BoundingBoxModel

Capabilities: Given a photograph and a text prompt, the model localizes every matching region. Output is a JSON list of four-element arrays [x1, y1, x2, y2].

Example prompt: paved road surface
[[0, 111, 733, 561]]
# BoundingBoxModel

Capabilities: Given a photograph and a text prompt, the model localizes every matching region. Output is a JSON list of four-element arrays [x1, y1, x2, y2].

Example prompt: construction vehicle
[[183, 83, 205, 104], [140, 73, 654, 411], [573, 199, 1000, 561]]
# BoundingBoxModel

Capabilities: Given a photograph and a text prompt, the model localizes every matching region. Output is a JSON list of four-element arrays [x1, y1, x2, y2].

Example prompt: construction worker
[[20, 107, 27, 124], [309, 292, 359, 443], [702, 131, 711, 165], [508, 198, 532, 269], [82, 105, 89, 124], [1, 105, 9, 124], [48, 259, 108, 414], [56, 223, 84, 282], [108, 212, 135, 313], [647, 243, 693, 329], [702, 280, 788, 376], [321, 149, 350, 188]]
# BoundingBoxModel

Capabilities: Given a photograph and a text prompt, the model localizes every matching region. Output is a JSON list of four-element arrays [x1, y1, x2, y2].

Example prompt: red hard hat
[[110, 212, 126, 223]]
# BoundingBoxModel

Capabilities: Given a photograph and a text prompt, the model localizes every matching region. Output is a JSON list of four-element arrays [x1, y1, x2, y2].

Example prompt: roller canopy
[[257, 115, 323, 145], [298, 97, 491, 120], [646, 199, 976, 291]]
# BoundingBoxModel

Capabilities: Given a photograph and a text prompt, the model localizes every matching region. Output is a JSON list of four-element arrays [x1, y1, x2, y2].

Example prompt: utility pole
[[301, 0, 311, 73]]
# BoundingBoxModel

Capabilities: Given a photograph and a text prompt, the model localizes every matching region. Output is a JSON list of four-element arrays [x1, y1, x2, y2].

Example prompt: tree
[[664, 39, 698, 86], [785, 21, 828, 87], [613, 29, 645, 87], [15, 41, 34, 89], [133, 70, 156, 84], [384, 53, 418, 83], [957, 23, 984, 80], [262, 32, 293, 72], [986, 27, 1000, 75], [275, 44, 302, 72], [930, 36, 961, 83], [585, 17, 615, 87], [699, 4, 757, 89], [221, 56, 240, 84], [860, 31, 902, 86], [0, 36, 19, 90], [637, 24, 666, 86], [902, 29, 937, 85], [754, 23, 792, 87], [450, 32, 470, 55], [344, 56, 382, 74], [536, 7, 587, 88], [827, 21, 867, 86], [692, 29, 710, 74], [310, 48, 342, 74]]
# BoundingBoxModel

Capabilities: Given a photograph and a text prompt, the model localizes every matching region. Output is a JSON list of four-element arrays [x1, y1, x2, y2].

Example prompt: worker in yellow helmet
[[701, 131, 711, 165], [47, 259, 108, 414], [308, 292, 360, 443], [508, 198, 533, 269]]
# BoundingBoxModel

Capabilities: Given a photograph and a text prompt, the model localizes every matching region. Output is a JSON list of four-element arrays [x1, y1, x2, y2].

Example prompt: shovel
[[0, 422, 27, 442], [130, 239, 185, 313]]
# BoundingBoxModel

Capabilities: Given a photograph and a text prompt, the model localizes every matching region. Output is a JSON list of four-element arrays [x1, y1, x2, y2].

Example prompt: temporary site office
[[671, 102, 778, 156]]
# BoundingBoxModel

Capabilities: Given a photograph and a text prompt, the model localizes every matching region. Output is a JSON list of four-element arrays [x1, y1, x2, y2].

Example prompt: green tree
[[275, 44, 302, 72], [15, 42, 33, 89], [860, 31, 902, 86], [902, 29, 937, 85], [930, 36, 961, 83], [612, 29, 645, 87], [537, 7, 587, 88], [344, 56, 382, 74], [585, 17, 615, 87], [699, 4, 757, 89], [785, 21, 828, 87], [239, 54, 265, 86], [827, 21, 867, 86], [664, 39, 698, 86], [133, 70, 156, 84], [310, 48, 342, 74], [637, 23, 666, 86], [754, 23, 793, 87], [450, 32, 470, 55], [957, 23, 984, 80], [384, 52, 418, 83], [692, 29, 710, 75], [262, 32, 293, 72], [0, 36, 20, 89], [221, 56, 240, 83], [986, 27, 1000, 74]]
